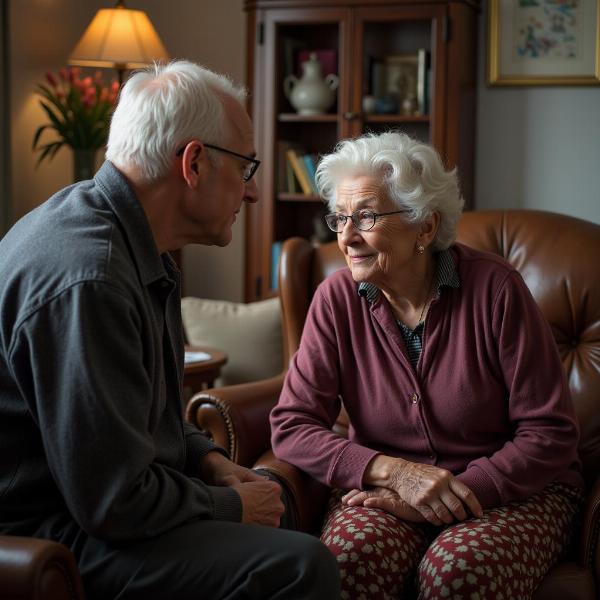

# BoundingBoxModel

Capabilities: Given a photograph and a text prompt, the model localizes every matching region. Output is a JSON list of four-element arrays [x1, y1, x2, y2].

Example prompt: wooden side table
[[183, 346, 228, 400]]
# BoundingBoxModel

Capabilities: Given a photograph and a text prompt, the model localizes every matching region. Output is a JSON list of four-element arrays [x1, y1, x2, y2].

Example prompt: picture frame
[[368, 53, 421, 115], [488, 0, 600, 86]]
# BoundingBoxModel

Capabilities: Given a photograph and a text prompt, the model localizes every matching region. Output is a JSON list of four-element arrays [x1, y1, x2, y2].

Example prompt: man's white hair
[[316, 131, 464, 250], [106, 60, 247, 182]]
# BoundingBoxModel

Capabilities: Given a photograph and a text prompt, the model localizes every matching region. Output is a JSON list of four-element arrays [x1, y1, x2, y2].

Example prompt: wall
[[475, 4, 600, 225], [0, 0, 9, 236], [10, 0, 105, 218], [9, 0, 246, 301], [7, 2, 600, 304], [137, 0, 246, 300]]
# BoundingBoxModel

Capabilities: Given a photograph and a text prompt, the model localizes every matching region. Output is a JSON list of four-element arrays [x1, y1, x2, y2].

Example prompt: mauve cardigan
[[270, 243, 583, 509]]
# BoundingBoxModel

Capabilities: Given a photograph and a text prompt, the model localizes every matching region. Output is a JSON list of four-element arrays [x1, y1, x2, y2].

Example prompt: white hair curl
[[106, 60, 247, 182], [316, 131, 464, 250]]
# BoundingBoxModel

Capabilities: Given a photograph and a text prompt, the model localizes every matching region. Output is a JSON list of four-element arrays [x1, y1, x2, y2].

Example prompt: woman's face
[[334, 175, 421, 287]]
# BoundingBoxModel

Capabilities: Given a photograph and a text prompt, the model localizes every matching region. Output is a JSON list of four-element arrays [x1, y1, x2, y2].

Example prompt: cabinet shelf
[[278, 113, 338, 123], [365, 114, 430, 123], [277, 192, 322, 203]]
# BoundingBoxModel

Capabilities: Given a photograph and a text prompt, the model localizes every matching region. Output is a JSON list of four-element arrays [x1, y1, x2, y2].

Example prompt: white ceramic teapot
[[284, 53, 339, 115]]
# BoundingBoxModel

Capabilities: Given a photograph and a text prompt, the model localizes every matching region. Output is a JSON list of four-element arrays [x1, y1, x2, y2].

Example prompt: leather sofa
[[188, 209, 600, 600]]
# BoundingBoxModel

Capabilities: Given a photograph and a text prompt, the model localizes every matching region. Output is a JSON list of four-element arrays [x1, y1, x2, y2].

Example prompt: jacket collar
[[94, 161, 172, 286]]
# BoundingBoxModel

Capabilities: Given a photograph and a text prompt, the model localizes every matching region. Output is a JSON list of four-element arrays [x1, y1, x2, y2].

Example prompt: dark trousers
[[37, 515, 339, 600]]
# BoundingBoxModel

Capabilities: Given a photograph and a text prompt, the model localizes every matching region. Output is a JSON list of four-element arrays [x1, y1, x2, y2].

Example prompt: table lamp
[[68, 0, 170, 84]]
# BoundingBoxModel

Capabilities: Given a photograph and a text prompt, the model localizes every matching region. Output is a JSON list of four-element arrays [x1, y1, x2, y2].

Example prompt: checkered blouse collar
[[357, 248, 459, 303]]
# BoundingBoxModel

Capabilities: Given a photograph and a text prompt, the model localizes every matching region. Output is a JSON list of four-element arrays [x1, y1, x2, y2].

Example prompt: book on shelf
[[286, 161, 298, 193], [286, 149, 313, 195], [417, 48, 430, 115], [271, 241, 283, 290], [302, 154, 319, 194], [277, 141, 299, 193]]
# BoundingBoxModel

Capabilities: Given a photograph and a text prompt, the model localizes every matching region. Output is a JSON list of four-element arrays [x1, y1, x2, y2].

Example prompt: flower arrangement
[[32, 67, 119, 166]]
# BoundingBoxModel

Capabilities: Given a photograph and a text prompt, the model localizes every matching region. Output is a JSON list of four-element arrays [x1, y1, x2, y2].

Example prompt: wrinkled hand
[[232, 479, 285, 528], [342, 487, 425, 522], [199, 451, 266, 487], [366, 456, 483, 526], [199, 452, 284, 527]]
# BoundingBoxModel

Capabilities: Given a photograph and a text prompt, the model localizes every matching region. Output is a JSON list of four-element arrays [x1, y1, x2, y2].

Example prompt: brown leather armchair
[[0, 535, 84, 599], [188, 210, 600, 600]]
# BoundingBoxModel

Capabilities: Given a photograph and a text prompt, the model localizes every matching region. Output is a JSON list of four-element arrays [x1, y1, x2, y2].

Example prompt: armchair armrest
[[579, 474, 600, 582], [185, 373, 285, 467], [0, 535, 84, 600], [254, 449, 330, 534]]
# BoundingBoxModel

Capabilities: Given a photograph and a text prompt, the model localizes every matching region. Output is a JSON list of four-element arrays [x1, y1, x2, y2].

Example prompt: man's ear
[[181, 141, 205, 186]]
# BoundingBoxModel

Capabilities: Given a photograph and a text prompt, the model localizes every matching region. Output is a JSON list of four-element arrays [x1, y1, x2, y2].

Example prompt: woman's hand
[[364, 455, 483, 526], [342, 487, 426, 522]]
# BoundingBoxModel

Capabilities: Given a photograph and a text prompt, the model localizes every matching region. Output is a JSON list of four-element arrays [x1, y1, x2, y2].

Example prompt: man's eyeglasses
[[324, 209, 410, 233], [176, 142, 261, 183]]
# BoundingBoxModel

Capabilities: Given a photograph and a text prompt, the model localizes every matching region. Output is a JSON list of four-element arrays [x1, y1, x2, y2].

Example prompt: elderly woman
[[270, 132, 583, 599]]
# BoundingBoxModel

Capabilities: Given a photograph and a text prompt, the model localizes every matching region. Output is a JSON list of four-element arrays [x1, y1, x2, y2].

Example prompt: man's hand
[[365, 455, 483, 526], [199, 452, 284, 527], [199, 451, 266, 487], [232, 480, 285, 528], [342, 487, 425, 522]]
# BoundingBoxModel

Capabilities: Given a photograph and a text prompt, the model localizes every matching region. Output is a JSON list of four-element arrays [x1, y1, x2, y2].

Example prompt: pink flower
[[33, 66, 118, 165], [45, 71, 57, 88], [83, 88, 97, 108], [68, 67, 81, 84]]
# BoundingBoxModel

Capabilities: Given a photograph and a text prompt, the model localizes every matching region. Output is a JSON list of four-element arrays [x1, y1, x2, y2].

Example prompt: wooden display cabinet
[[244, 0, 479, 301]]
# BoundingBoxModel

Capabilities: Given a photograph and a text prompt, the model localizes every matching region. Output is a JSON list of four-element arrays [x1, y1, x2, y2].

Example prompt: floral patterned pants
[[320, 482, 583, 600]]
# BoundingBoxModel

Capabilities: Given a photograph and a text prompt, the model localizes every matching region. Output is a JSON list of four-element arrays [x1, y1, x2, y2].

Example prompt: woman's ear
[[418, 211, 440, 248]]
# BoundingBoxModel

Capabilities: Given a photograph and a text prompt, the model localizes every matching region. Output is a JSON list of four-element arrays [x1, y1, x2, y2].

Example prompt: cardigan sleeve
[[270, 285, 379, 491], [455, 271, 582, 508]]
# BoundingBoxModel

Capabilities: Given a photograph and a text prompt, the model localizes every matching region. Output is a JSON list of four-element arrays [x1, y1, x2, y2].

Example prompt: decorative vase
[[72, 149, 97, 182], [283, 52, 339, 115]]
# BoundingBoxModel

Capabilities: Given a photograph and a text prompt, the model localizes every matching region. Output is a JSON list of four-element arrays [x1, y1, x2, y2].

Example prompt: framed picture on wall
[[488, 0, 600, 86]]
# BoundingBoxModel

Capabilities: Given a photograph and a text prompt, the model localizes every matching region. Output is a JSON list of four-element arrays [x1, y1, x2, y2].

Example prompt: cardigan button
[[411, 393, 419, 404]]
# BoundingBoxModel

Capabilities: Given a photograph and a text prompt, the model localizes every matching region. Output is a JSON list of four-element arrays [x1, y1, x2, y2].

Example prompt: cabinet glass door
[[249, 8, 349, 298], [353, 5, 447, 151]]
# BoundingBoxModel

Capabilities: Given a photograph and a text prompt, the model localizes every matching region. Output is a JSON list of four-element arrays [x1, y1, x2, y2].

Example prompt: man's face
[[185, 96, 259, 247]]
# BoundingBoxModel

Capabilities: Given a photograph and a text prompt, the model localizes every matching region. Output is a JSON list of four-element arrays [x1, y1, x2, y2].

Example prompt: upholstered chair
[[188, 210, 600, 600]]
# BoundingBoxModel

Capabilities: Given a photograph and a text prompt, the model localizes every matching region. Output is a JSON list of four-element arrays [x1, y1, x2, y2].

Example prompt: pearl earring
[[417, 244, 425, 254]]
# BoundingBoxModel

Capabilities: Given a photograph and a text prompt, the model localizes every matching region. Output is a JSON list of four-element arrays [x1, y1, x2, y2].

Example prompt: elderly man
[[0, 61, 339, 599]]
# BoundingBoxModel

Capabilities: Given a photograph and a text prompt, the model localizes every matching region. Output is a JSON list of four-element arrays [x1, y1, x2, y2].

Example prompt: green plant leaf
[[32, 124, 52, 150], [35, 141, 63, 167]]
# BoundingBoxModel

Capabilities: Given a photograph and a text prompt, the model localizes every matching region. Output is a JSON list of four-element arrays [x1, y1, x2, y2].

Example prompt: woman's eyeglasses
[[324, 208, 410, 233]]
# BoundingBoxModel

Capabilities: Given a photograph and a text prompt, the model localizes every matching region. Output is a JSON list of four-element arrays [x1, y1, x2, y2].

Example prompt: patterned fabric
[[321, 482, 583, 600], [396, 320, 425, 368], [358, 250, 460, 368]]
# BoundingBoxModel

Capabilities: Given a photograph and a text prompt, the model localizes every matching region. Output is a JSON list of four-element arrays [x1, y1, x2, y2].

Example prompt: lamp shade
[[68, 4, 169, 70]]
